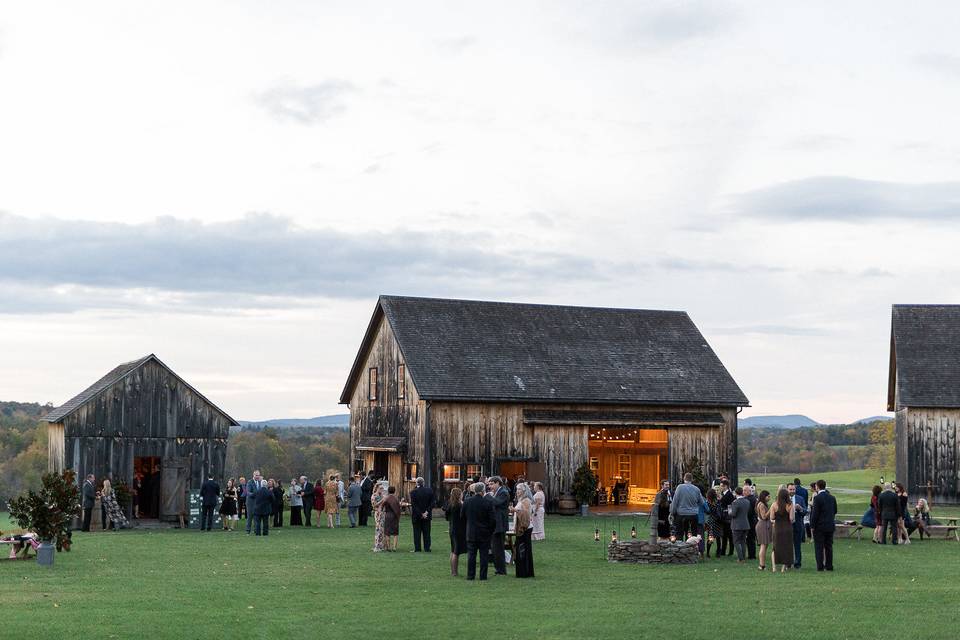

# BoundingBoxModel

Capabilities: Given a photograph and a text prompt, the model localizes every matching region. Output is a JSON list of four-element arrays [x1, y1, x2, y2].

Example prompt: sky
[[2, 1, 960, 422]]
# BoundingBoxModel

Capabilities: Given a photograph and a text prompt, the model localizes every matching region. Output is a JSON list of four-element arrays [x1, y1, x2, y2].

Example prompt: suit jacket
[[729, 496, 751, 531], [200, 479, 220, 506], [347, 483, 362, 507], [878, 489, 900, 520], [253, 486, 274, 516], [719, 490, 735, 521], [746, 494, 758, 526], [301, 482, 314, 507], [810, 490, 838, 532], [246, 478, 260, 505], [462, 493, 495, 543], [795, 485, 810, 505], [791, 493, 808, 522], [409, 486, 435, 520], [82, 480, 96, 509], [486, 486, 510, 533], [360, 477, 374, 504]]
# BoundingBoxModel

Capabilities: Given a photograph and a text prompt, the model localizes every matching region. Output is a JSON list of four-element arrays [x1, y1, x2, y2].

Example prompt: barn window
[[442, 464, 461, 482], [397, 364, 405, 399], [368, 367, 378, 401], [405, 463, 418, 480], [465, 464, 482, 479], [589, 457, 599, 473]]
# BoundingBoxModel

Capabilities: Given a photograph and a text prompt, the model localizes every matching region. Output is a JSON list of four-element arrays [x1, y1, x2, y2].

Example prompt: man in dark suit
[[729, 487, 752, 562], [788, 483, 807, 568], [359, 471, 375, 527], [810, 479, 838, 571], [199, 474, 220, 531], [794, 477, 810, 540], [485, 476, 510, 575], [878, 483, 901, 544], [299, 475, 314, 527], [462, 482, 496, 580], [718, 480, 735, 556], [245, 470, 261, 534], [253, 479, 274, 536], [409, 477, 435, 552], [745, 484, 758, 560], [81, 474, 96, 532]]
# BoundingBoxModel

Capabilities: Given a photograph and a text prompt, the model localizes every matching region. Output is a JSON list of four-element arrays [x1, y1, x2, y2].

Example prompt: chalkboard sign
[[187, 491, 223, 529]]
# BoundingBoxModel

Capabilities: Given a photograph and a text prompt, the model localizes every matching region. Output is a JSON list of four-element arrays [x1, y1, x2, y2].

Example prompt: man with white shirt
[[787, 483, 807, 569]]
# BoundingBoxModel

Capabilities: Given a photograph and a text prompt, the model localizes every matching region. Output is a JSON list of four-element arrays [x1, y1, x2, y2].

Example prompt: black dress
[[445, 503, 467, 554], [220, 488, 237, 516], [272, 487, 284, 527]]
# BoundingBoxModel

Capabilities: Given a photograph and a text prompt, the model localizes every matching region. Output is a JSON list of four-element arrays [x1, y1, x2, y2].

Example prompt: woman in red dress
[[313, 479, 326, 527]]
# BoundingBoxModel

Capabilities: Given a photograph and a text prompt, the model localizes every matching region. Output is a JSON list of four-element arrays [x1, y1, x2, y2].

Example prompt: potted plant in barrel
[[7, 469, 81, 566], [571, 462, 598, 517]]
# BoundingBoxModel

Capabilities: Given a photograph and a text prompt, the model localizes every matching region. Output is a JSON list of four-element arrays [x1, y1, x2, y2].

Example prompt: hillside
[[737, 414, 819, 429], [239, 414, 349, 428], [739, 419, 893, 474]]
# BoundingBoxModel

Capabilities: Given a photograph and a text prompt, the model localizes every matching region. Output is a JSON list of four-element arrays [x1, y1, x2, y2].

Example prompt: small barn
[[340, 296, 749, 507], [43, 354, 237, 521], [888, 304, 960, 504]]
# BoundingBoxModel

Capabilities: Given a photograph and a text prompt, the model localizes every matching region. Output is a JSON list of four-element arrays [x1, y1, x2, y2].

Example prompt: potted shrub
[[571, 462, 598, 517], [7, 470, 81, 566]]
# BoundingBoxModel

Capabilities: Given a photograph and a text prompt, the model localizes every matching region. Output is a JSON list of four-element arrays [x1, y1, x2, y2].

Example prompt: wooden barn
[[340, 296, 749, 508], [889, 305, 960, 505], [43, 354, 237, 521]]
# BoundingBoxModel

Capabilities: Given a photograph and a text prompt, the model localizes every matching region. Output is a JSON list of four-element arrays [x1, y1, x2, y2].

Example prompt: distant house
[[43, 354, 237, 521], [340, 295, 749, 506], [888, 305, 960, 504]]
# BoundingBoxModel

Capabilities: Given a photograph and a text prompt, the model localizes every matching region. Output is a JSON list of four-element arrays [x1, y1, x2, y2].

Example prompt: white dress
[[532, 490, 546, 540]]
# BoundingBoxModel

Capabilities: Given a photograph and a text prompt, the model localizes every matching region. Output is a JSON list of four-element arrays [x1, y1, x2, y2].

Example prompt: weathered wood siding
[[48, 422, 65, 472], [428, 402, 737, 502], [56, 359, 232, 520], [903, 408, 960, 504], [347, 316, 424, 493]]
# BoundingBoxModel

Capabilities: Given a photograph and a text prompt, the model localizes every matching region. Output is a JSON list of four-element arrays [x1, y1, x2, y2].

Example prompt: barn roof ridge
[[42, 353, 238, 426], [340, 295, 749, 407]]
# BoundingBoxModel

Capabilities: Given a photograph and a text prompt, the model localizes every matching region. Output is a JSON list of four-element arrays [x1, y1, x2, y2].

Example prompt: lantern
[[630, 525, 637, 538], [611, 530, 618, 542], [594, 528, 600, 542]]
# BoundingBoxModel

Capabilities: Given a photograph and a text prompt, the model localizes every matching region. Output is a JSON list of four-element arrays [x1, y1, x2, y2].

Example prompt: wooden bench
[[917, 522, 959, 542], [835, 523, 863, 540]]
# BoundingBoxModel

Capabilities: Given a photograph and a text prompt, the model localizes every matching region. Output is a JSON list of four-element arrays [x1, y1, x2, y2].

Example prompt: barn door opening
[[134, 456, 162, 519], [373, 451, 390, 481], [160, 456, 189, 522]]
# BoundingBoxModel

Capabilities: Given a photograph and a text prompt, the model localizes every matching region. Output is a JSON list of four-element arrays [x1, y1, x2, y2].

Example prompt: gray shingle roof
[[341, 296, 749, 406], [889, 304, 960, 409], [356, 437, 406, 451], [42, 354, 238, 425]]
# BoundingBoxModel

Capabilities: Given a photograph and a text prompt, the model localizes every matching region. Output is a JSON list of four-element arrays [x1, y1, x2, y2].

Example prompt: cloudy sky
[[2, 1, 959, 422]]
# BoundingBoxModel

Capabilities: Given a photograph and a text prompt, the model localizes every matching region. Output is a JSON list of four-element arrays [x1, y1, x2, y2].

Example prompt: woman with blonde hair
[[220, 478, 238, 530], [100, 479, 129, 531], [372, 481, 387, 552], [325, 474, 340, 528], [531, 482, 546, 541], [511, 482, 535, 578], [914, 498, 931, 540]]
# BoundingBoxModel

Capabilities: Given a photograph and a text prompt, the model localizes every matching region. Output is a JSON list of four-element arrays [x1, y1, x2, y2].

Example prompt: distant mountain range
[[239, 414, 350, 428], [739, 414, 892, 429]]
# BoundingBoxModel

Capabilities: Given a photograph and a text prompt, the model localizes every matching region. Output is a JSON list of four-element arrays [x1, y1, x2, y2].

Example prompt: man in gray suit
[[346, 474, 362, 527], [729, 486, 752, 563], [245, 470, 262, 534], [81, 474, 96, 531]]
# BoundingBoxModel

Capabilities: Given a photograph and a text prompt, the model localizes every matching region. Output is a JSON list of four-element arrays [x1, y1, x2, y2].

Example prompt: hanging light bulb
[[594, 528, 600, 541], [631, 525, 637, 538], [611, 530, 618, 542]]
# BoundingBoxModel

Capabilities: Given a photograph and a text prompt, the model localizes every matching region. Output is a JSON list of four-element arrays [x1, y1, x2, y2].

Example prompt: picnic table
[[834, 515, 958, 542], [0, 533, 40, 560]]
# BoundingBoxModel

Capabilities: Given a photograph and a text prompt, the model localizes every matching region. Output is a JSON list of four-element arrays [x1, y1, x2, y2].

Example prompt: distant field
[[3, 511, 959, 639]]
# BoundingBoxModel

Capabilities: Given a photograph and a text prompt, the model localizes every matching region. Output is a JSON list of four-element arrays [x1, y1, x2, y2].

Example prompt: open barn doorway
[[134, 456, 161, 519], [588, 428, 668, 511]]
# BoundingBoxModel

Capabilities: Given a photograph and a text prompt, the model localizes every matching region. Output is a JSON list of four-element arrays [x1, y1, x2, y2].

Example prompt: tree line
[[739, 419, 894, 474]]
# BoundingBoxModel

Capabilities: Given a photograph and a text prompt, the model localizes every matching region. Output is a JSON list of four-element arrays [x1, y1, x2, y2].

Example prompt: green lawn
[[3, 510, 959, 639]]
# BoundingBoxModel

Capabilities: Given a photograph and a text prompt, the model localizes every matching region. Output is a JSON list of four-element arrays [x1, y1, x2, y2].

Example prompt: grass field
[[3, 502, 960, 639]]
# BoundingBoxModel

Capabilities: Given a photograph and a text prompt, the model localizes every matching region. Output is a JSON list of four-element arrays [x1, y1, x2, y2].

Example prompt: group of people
[[197, 470, 349, 535], [655, 473, 839, 572], [80, 474, 130, 532], [868, 482, 930, 544]]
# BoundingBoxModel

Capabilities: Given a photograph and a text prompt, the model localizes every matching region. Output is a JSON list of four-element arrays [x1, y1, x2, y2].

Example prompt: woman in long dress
[[220, 478, 238, 530], [651, 480, 672, 540], [324, 475, 340, 529], [703, 489, 723, 557], [770, 487, 794, 573], [101, 479, 129, 530], [288, 478, 303, 526], [372, 482, 387, 552], [755, 490, 773, 571], [511, 483, 535, 578], [531, 482, 546, 541]]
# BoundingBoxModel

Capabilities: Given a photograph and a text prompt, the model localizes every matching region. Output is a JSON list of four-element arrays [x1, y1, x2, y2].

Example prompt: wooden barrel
[[556, 492, 578, 515]]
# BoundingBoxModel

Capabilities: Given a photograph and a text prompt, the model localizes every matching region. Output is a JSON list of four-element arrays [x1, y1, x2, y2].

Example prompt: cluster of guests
[[654, 473, 838, 572], [197, 470, 351, 535], [867, 482, 930, 544], [80, 474, 131, 532]]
